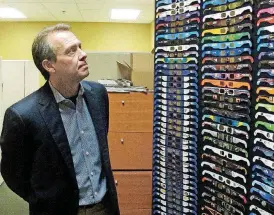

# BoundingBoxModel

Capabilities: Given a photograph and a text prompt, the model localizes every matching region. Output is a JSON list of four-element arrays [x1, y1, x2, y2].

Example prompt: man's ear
[[42, 59, 55, 75]]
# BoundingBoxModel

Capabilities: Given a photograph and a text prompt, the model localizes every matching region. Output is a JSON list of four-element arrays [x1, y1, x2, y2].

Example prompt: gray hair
[[32, 23, 71, 80]]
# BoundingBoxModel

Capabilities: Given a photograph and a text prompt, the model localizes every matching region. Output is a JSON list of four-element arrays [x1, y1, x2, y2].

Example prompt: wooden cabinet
[[108, 132, 152, 170], [108, 92, 153, 215], [114, 171, 152, 215], [108, 92, 153, 132]]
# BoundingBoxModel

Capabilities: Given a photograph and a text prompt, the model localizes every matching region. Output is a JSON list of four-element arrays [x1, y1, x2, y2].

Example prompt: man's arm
[[0, 107, 32, 202]]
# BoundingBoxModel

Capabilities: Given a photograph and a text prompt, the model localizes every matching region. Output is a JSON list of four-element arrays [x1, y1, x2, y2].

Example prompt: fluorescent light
[[0, 8, 26, 19], [111, 9, 140, 20]]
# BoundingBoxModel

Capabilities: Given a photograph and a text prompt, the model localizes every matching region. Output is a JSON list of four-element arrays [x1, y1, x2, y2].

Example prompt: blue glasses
[[155, 63, 198, 70], [252, 165, 274, 178], [202, 40, 252, 50], [203, 0, 238, 8], [155, 69, 198, 77], [257, 42, 274, 51], [155, 51, 199, 58], [258, 69, 274, 77], [259, 52, 274, 60], [202, 114, 250, 130], [156, 31, 199, 41], [257, 34, 274, 43], [250, 187, 274, 205], [202, 48, 251, 57]]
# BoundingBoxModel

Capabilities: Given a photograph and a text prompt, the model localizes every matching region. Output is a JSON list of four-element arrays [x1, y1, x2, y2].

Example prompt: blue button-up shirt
[[49, 81, 107, 206]]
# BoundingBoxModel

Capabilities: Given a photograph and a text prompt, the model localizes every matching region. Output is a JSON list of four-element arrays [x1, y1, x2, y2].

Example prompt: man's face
[[48, 31, 89, 82]]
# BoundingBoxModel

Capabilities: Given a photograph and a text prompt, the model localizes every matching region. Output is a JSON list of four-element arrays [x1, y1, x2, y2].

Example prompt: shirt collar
[[49, 81, 85, 104]]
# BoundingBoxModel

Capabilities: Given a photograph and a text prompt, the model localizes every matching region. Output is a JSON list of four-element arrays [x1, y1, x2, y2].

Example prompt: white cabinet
[[0, 60, 40, 133]]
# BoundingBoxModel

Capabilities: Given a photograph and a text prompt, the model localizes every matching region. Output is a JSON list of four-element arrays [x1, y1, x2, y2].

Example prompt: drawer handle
[[115, 180, 118, 186], [121, 100, 125, 105], [120, 139, 124, 144]]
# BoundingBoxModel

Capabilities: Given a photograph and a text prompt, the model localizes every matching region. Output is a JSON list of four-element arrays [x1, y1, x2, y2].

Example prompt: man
[[0, 24, 119, 215]]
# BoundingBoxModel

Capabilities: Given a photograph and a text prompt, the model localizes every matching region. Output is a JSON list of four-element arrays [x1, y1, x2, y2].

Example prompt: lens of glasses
[[170, 16, 176, 21], [219, 124, 225, 131], [229, 42, 235, 48], [230, 11, 236, 16], [221, 74, 226, 79], [169, 53, 175, 57], [171, 3, 177, 9], [227, 152, 233, 159], [177, 46, 183, 51], [171, 28, 176, 33], [219, 50, 225, 56], [229, 74, 235, 79], [176, 14, 184, 21], [230, 57, 236, 63], [220, 81, 225, 86], [170, 46, 175, 51], [219, 89, 225, 94], [221, 43, 226, 48], [171, 10, 177, 15], [220, 5, 227, 11], [228, 82, 233, 87], [171, 22, 176, 27], [179, 8, 185, 14], [220, 28, 227, 33], [231, 26, 237, 32], [219, 95, 225, 101], [227, 89, 234, 95], [221, 12, 227, 18]]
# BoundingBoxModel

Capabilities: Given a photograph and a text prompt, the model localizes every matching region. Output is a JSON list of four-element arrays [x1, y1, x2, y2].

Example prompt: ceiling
[[0, 0, 155, 23]]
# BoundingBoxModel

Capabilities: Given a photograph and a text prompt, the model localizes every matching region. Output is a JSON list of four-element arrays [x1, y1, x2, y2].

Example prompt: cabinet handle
[[121, 100, 125, 105], [115, 180, 118, 186], [120, 139, 124, 144]]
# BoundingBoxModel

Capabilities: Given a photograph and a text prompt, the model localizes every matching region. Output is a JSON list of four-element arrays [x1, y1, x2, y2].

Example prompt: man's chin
[[78, 69, 89, 80]]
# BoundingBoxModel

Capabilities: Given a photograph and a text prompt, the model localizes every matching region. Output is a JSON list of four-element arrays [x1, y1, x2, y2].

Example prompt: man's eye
[[67, 48, 76, 55]]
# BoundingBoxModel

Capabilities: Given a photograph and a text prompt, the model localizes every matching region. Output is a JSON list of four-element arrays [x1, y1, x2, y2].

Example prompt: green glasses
[[202, 32, 251, 43], [255, 121, 274, 132]]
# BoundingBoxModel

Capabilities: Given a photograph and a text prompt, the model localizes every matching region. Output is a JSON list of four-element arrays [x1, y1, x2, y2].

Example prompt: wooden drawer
[[108, 92, 153, 132], [114, 171, 152, 215], [108, 132, 152, 170]]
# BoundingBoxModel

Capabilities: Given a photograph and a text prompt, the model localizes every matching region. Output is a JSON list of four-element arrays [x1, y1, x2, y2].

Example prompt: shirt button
[[81, 130, 84, 134], [85, 151, 89, 156], [94, 192, 97, 196], [91, 172, 94, 176]]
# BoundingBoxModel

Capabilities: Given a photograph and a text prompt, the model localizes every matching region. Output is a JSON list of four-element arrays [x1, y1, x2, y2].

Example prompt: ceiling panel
[[81, 9, 110, 22], [3, 0, 74, 3], [77, 0, 106, 10], [75, 0, 102, 4], [4, 3, 55, 21], [0, 0, 154, 23], [42, 2, 83, 22], [110, 0, 154, 5]]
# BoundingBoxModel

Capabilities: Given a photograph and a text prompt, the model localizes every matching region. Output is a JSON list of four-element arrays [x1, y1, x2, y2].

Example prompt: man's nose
[[79, 49, 87, 60]]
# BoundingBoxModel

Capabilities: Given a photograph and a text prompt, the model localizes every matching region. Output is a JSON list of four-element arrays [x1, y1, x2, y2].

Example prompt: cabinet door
[[113, 171, 152, 215], [1, 60, 25, 119], [108, 92, 153, 132], [108, 132, 152, 170], [24, 60, 40, 97]]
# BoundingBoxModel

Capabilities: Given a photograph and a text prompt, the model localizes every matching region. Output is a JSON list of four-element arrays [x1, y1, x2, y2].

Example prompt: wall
[[150, 20, 155, 52], [0, 22, 152, 85]]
